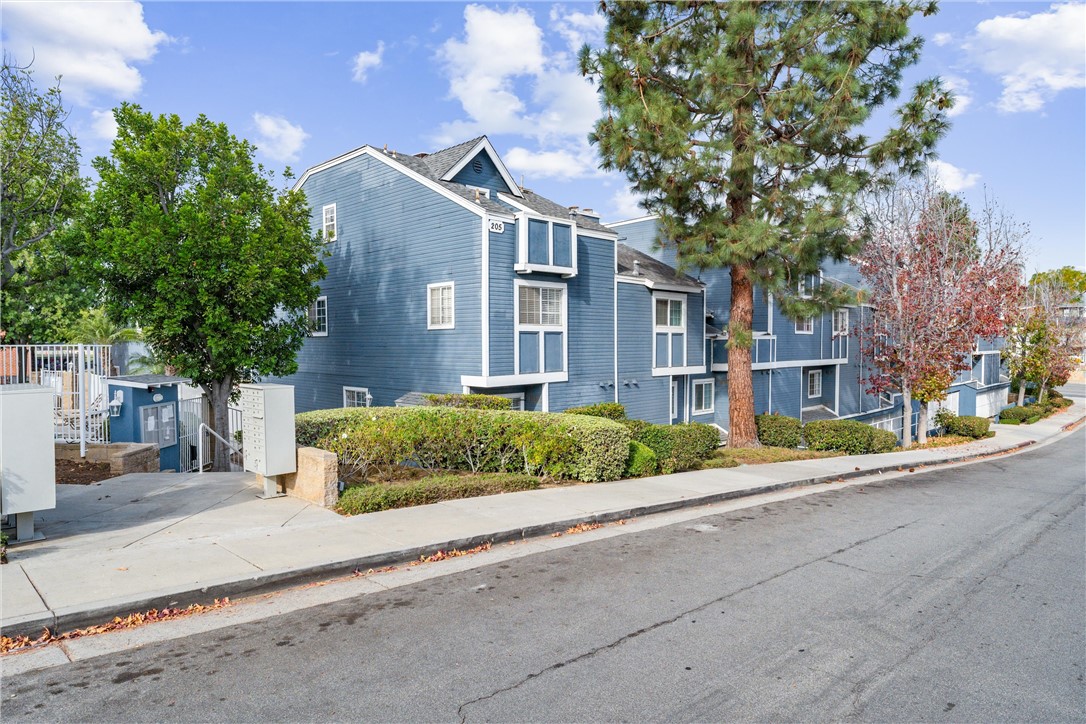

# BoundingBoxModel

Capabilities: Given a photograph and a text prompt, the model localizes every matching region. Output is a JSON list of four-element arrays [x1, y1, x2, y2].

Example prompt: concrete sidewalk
[[3, 403, 1083, 638]]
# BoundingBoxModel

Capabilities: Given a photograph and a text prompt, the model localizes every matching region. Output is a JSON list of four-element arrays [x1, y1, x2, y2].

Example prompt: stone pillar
[[277, 447, 339, 507]]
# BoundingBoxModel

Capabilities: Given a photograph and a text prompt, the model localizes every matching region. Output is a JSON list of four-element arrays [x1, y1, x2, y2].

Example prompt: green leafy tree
[[0, 57, 89, 342], [86, 104, 327, 470], [66, 308, 141, 345], [581, 1, 952, 446], [1027, 267, 1086, 298]]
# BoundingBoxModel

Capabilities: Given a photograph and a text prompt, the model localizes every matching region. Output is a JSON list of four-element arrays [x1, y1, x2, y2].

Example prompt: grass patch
[[899, 434, 976, 451], [337, 472, 541, 515], [697, 446, 844, 469]]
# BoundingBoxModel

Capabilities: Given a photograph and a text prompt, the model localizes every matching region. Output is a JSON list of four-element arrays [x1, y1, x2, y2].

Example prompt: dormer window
[[515, 215, 577, 276]]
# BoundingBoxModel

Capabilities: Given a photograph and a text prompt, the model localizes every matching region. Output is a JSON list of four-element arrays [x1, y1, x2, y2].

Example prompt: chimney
[[633, 260, 641, 276]]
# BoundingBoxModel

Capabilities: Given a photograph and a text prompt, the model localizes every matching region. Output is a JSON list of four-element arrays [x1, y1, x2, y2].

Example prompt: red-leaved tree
[[859, 178, 1025, 445]]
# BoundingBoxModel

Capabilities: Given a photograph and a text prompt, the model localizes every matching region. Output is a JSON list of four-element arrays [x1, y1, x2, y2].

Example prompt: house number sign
[[489, 220, 505, 234]]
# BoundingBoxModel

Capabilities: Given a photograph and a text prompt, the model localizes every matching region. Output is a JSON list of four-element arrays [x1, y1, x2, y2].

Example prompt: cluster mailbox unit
[[239, 383, 296, 498], [1, 384, 57, 541]]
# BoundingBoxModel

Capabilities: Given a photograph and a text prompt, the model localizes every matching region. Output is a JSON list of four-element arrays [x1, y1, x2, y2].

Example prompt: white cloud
[[942, 75, 973, 117], [1, 1, 170, 104], [352, 41, 385, 83], [505, 146, 598, 181], [931, 32, 954, 47], [609, 186, 647, 221], [252, 113, 309, 163], [929, 160, 981, 193], [549, 5, 606, 55], [90, 109, 118, 140], [967, 3, 1086, 112]]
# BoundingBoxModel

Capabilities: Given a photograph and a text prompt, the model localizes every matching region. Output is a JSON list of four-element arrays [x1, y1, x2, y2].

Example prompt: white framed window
[[807, 370, 822, 398], [653, 292, 686, 369], [308, 296, 328, 336], [795, 316, 813, 334], [797, 270, 819, 298], [514, 279, 567, 375], [343, 386, 370, 408], [879, 390, 894, 407], [518, 284, 564, 327], [427, 282, 455, 330], [322, 203, 337, 242], [832, 308, 849, 336], [497, 392, 525, 411], [515, 214, 577, 275], [693, 379, 714, 414]]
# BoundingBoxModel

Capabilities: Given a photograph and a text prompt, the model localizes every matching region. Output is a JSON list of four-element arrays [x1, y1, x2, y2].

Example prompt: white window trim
[[795, 316, 814, 335], [322, 203, 337, 242], [832, 308, 849, 336], [693, 379, 714, 414], [513, 279, 568, 376], [496, 392, 525, 411], [310, 295, 328, 337], [670, 379, 678, 420], [342, 386, 371, 408], [513, 212, 578, 276], [807, 370, 822, 398], [652, 291, 687, 369], [427, 282, 455, 330]]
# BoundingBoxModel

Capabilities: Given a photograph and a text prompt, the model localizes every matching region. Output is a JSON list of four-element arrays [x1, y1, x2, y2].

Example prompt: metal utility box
[[239, 384, 296, 478], [1, 384, 57, 540], [107, 375, 188, 472]]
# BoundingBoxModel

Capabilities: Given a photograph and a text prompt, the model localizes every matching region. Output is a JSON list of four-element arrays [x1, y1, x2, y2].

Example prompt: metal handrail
[[197, 423, 243, 473]]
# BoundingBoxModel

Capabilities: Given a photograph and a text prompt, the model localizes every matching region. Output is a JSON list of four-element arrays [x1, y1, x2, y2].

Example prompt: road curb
[[0, 431, 1069, 640]]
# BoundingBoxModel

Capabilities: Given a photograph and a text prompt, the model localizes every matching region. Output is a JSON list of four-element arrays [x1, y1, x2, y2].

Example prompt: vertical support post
[[15, 512, 35, 541], [78, 343, 87, 458]]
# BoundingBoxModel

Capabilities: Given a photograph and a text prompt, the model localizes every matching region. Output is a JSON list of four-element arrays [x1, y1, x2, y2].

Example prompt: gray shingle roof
[[418, 136, 487, 178], [617, 244, 702, 291], [513, 189, 614, 234]]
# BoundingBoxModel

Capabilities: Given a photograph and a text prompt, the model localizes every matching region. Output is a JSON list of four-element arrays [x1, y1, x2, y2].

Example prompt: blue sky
[[3, 1, 1083, 275]]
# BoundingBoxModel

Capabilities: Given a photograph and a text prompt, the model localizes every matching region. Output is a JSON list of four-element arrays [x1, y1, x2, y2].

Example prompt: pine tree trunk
[[916, 401, 928, 445], [203, 377, 234, 472], [901, 385, 913, 447], [728, 263, 759, 447]]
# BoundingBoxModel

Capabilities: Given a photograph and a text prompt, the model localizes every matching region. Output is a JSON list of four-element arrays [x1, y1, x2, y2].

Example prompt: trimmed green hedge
[[756, 414, 802, 448], [296, 406, 630, 483], [565, 402, 628, 421], [805, 419, 897, 454], [998, 406, 1032, 422], [625, 440, 658, 477], [338, 473, 540, 515], [946, 415, 990, 439], [423, 393, 512, 410], [623, 419, 718, 473]]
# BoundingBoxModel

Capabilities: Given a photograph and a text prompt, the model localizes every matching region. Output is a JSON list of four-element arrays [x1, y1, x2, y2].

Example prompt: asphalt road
[[4, 431, 1084, 723]]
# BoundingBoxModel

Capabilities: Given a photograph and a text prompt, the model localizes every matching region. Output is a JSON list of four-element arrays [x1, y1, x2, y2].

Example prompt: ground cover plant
[[698, 447, 843, 469], [337, 473, 541, 515]]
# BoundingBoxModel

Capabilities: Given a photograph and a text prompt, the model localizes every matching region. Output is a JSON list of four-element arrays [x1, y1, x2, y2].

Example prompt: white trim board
[[605, 214, 660, 228], [712, 357, 848, 373], [461, 372, 568, 387]]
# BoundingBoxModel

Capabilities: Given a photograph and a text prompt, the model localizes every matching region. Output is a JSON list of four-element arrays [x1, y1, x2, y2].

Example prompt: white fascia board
[[712, 357, 848, 373], [294, 146, 490, 220], [577, 228, 619, 241], [605, 214, 660, 228], [460, 372, 568, 387], [651, 365, 707, 377], [616, 276, 701, 293], [617, 276, 650, 287], [108, 378, 192, 389], [442, 137, 523, 198]]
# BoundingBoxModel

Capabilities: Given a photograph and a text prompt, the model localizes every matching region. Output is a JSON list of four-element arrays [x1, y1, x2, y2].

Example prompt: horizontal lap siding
[[771, 368, 801, 418], [689, 374, 716, 422], [548, 236, 617, 411], [686, 290, 705, 369], [276, 154, 481, 412], [449, 151, 514, 197], [488, 223, 517, 376], [616, 283, 670, 424]]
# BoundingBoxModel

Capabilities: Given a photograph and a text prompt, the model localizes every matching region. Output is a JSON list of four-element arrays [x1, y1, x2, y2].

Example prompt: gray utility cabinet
[[239, 383, 296, 479], [1, 384, 57, 540]]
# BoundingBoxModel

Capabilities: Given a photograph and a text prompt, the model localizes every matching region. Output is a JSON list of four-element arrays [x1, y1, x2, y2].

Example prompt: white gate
[[177, 396, 243, 472], [0, 344, 112, 453]]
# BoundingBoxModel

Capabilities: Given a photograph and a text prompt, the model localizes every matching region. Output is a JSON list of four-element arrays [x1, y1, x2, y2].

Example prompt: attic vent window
[[472, 158, 483, 174]]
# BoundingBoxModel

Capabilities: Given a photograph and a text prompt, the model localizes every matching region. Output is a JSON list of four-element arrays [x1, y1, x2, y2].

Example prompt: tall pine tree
[[581, 1, 952, 445]]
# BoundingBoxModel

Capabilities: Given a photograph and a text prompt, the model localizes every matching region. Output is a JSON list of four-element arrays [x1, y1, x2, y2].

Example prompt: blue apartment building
[[277, 136, 1009, 440]]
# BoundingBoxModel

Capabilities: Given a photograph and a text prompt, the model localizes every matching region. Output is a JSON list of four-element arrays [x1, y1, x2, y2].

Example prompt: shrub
[[625, 441, 658, 477], [423, 393, 512, 410], [804, 419, 897, 455], [946, 415, 990, 439], [998, 406, 1032, 422], [295, 406, 630, 483], [756, 414, 802, 448], [1026, 415, 1042, 424], [622, 420, 718, 472], [933, 408, 958, 431], [564, 402, 627, 420], [337, 473, 540, 515]]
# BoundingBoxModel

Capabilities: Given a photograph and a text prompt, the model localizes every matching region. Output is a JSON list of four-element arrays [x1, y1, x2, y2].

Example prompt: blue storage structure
[[106, 374, 190, 472]]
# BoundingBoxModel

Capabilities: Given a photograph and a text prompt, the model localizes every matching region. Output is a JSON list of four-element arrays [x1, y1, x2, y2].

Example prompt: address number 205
[[488, 220, 505, 234]]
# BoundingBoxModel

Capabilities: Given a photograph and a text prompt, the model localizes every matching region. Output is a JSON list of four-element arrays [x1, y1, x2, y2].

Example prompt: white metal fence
[[0, 344, 112, 453], [178, 396, 243, 472]]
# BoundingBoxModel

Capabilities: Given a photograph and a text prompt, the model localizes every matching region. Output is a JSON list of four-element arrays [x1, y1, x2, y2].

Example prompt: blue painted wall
[[277, 152, 484, 412], [448, 150, 514, 198]]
